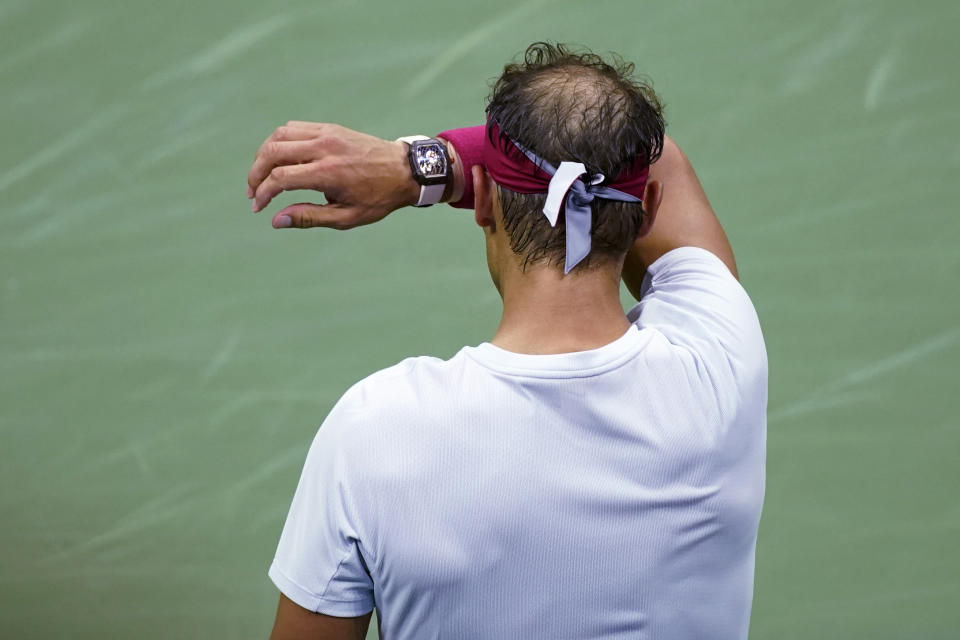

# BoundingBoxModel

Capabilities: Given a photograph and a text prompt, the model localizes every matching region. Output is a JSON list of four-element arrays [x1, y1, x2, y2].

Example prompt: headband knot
[[569, 183, 595, 208]]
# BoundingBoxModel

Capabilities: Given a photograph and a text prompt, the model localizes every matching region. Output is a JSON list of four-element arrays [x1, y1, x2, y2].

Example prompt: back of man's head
[[486, 42, 665, 272]]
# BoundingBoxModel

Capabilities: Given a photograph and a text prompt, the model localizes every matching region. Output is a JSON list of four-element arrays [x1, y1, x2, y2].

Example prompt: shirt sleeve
[[268, 392, 375, 617], [627, 247, 767, 413]]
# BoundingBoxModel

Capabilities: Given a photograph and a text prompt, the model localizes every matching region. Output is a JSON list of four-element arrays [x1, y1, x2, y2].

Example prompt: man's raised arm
[[622, 136, 738, 298], [244, 124, 737, 291]]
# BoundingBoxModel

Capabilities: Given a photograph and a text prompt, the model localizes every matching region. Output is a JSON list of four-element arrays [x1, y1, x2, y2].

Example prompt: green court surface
[[2, 0, 958, 637]]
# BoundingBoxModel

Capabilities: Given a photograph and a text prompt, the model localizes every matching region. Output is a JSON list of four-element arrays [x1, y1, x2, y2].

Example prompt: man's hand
[[246, 121, 420, 229]]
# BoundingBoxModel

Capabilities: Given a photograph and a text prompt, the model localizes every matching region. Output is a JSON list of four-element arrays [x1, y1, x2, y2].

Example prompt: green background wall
[[2, 0, 958, 637]]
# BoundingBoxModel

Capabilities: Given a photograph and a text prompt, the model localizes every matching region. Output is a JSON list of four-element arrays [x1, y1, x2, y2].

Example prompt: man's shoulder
[[333, 350, 473, 427], [349, 351, 464, 395]]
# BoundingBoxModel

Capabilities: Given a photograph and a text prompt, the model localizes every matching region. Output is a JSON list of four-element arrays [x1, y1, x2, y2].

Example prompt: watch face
[[414, 143, 448, 179]]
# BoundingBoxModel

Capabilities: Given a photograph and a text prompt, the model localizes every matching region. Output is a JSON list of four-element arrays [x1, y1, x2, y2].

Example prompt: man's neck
[[491, 263, 631, 355]]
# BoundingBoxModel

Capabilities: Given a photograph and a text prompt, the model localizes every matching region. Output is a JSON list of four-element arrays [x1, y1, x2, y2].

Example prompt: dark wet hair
[[486, 42, 665, 271]]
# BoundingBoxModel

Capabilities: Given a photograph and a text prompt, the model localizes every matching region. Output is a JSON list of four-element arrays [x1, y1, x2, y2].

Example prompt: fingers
[[272, 203, 364, 230], [246, 127, 321, 195], [253, 162, 328, 212], [247, 140, 321, 196]]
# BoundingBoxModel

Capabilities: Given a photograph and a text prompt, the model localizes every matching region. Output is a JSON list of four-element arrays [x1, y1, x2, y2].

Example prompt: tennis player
[[246, 43, 767, 640]]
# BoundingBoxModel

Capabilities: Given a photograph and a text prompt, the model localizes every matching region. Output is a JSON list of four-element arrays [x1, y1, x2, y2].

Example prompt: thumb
[[272, 203, 361, 230]]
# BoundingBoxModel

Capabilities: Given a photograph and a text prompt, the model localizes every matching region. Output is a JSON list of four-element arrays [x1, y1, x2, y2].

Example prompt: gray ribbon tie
[[514, 144, 641, 274]]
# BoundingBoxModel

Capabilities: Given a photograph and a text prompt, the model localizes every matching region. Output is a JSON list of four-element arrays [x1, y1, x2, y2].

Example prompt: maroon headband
[[482, 120, 650, 199]]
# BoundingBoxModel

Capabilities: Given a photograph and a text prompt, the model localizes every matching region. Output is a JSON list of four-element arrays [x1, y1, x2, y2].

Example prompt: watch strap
[[397, 135, 431, 145], [415, 183, 446, 207]]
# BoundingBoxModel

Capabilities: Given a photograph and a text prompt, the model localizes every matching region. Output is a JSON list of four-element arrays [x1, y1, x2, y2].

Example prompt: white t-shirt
[[269, 247, 767, 640]]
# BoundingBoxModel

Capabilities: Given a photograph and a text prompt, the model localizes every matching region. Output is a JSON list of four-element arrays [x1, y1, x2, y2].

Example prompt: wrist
[[392, 140, 423, 207]]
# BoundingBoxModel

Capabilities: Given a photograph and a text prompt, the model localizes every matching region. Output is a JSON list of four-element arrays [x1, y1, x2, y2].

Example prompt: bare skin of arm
[[623, 136, 738, 298], [268, 594, 372, 640]]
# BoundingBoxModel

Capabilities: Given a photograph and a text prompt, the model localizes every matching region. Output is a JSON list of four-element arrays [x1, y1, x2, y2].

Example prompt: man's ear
[[473, 165, 496, 231], [638, 179, 662, 238]]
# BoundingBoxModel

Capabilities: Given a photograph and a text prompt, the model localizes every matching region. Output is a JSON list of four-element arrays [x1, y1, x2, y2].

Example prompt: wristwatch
[[397, 136, 451, 207]]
